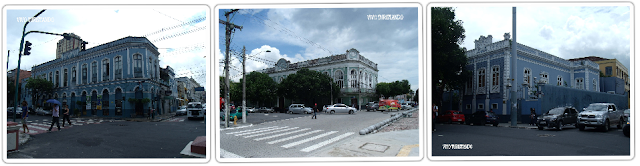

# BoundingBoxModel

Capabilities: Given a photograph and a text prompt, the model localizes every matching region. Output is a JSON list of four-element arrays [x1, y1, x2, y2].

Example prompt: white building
[[259, 48, 378, 108]]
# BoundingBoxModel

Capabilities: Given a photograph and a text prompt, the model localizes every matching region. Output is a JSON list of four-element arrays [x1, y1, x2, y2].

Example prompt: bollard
[[7, 122, 20, 152]]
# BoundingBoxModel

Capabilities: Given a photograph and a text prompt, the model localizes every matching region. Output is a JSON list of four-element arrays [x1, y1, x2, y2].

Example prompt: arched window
[[350, 69, 357, 88], [478, 68, 485, 88], [55, 70, 59, 88], [82, 64, 88, 84], [524, 68, 532, 85], [63, 68, 68, 87], [91, 61, 97, 83], [148, 58, 152, 78], [49, 72, 52, 83], [576, 78, 584, 90], [335, 70, 344, 88], [115, 56, 122, 79], [134, 54, 142, 78], [71, 67, 76, 84], [102, 59, 110, 82], [557, 76, 563, 86], [369, 73, 372, 88], [492, 66, 500, 86]]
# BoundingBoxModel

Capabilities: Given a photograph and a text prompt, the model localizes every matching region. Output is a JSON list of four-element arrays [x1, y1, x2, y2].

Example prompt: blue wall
[[539, 84, 628, 112]]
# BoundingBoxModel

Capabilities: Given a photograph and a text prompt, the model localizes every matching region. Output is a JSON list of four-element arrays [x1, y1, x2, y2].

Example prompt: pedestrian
[[152, 107, 155, 119], [433, 104, 438, 132], [21, 101, 29, 134], [62, 104, 72, 127], [148, 107, 152, 120], [530, 108, 537, 126], [48, 104, 61, 132], [312, 103, 317, 119]]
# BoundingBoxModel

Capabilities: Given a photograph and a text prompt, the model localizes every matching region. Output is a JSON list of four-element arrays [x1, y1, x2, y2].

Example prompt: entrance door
[[135, 88, 143, 116]]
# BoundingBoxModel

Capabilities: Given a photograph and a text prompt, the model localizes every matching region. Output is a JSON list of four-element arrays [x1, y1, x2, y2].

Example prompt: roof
[[568, 56, 609, 62]]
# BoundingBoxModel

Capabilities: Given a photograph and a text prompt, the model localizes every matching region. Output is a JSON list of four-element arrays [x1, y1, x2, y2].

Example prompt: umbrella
[[46, 99, 62, 106]]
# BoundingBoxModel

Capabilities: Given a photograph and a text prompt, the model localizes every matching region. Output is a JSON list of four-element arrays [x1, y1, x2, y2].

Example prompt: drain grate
[[359, 143, 390, 153]]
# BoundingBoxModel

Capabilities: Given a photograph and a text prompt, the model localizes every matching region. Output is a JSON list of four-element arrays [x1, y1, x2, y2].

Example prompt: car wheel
[[349, 110, 354, 114], [538, 126, 544, 130], [330, 110, 335, 114], [617, 118, 623, 129], [287, 111, 292, 114], [557, 121, 563, 131], [602, 119, 610, 132], [578, 124, 585, 131], [493, 122, 499, 127]]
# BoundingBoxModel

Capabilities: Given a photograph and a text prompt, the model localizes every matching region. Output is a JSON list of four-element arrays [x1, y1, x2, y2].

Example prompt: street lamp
[[13, 9, 46, 122]]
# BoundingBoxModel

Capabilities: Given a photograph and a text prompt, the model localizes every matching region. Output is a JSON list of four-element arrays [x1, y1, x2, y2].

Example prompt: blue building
[[462, 33, 605, 121], [27, 36, 170, 118]]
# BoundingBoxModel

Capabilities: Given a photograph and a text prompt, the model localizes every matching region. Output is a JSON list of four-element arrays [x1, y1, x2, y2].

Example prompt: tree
[[277, 68, 339, 106], [25, 77, 53, 108], [244, 71, 277, 107], [413, 89, 419, 103], [432, 7, 471, 106], [7, 77, 20, 107], [375, 80, 412, 99]]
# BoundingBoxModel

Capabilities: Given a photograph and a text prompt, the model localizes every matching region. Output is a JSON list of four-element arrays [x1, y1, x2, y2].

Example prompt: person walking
[[147, 107, 152, 120], [62, 105, 72, 127], [312, 103, 318, 119], [433, 104, 438, 132], [21, 101, 29, 134], [48, 104, 61, 132], [530, 108, 537, 126]]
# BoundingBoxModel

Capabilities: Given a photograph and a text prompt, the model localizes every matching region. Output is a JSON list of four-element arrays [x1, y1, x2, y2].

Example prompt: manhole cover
[[537, 134, 555, 137], [359, 143, 390, 153]]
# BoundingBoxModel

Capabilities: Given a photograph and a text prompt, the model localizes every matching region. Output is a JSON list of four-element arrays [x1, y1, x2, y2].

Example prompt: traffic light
[[23, 41, 32, 55]]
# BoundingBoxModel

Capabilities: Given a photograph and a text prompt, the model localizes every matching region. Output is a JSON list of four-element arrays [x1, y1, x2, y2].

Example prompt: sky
[[452, 5, 631, 72], [217, 7, 420, 91], [4, 6, 209, 88]]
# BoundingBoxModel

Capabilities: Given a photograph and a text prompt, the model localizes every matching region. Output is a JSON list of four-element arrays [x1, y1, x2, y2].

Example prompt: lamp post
[[13, 9, 45, 122], [242, 48, 270, 124]]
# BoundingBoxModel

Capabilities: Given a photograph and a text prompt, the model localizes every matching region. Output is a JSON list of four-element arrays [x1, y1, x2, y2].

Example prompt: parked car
[[466, 111, 499, 126], [323, 105, 333, 113], [288, 104, 313, 114], [36, 107, 52, 116], [438, 110, 465, 124], [7, 107, 23, 116], [220, 109, 246, 120], [623, 118, 630, 137], [258, 107, 275, 113], [623, 109, 630, 121], [246, 107, 256, 113], [326, 104, 357, 114], [577, 103, 624, 132], [365, 102, 378, 111], [176, 106, 187, 116], [537, 106, 579, 130], [401, 103, 413, 110]]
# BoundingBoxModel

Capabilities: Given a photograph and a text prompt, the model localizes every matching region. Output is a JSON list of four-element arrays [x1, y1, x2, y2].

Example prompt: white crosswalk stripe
[[281, 131, 338, 148], [223, 125, 356, 153]]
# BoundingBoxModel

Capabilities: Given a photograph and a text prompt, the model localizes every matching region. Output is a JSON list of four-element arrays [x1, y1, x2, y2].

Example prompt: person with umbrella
[[47, 99, 62, 132]]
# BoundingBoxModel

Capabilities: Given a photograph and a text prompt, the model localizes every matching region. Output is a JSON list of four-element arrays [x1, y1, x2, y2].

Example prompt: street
[[7, 115, 206, 158], [432, 123, 630, 156], [219, 110, 415, 158]]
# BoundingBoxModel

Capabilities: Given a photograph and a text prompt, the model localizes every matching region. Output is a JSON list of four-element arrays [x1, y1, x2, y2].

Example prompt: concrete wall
[[539, 84, 628, 112], [600, 77, 626, 95]]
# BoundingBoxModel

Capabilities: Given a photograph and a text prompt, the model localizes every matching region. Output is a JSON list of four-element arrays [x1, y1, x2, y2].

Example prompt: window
[[491, 103, 498, 109], [350, 69, 357, 88], [102, 59, 109, 81], [115, 56, 122, 79], [478, 104, 484, 110], [154, 60, 158, 79], [55, 70, 59, 88], [492, 66, 500, 86], [82, 64, 88, 84], [557, 76, 563, 86], [576, 78, 584, 90], [466, 104, 471, 109], [478, 68, 485, 88], [335, 70, 344, 88], [540, 72, 549, 84], [63, 69, 68, 87], [134, 54, 142, 78], [71, 67, 76, 84], [91, 61, 97, 83], [593, 79, 597, 91], [524, 68, 531, 85], [148, 58, 152, 78], [49, 72, 52, 83], [605, 66, 612, 76]]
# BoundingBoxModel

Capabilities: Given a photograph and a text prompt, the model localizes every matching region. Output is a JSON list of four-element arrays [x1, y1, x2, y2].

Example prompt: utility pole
[[242, 46, 246, 124], [220, 9, 242, 128], [510, 7, 518, 127]]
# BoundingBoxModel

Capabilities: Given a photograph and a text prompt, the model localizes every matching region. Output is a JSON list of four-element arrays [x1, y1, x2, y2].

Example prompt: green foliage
[[128, 98, 138, 103], [141, 98, 151, 104], [375, 80, 412, 99], [277, 68, 338, 105], [25, 77, 53, 109], [431, 7, 469, 104], [244, 71, 278, 107]]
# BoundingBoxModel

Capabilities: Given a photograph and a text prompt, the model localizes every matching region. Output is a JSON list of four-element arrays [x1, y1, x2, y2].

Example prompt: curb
[[359, 108, 418, 135]]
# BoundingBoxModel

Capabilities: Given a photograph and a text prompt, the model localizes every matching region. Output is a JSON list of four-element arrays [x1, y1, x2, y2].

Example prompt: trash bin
[[7, 122, 20, 152]]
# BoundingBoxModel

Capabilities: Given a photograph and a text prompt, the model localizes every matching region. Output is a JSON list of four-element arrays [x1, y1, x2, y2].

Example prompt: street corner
[[396, 144, 419, 157]]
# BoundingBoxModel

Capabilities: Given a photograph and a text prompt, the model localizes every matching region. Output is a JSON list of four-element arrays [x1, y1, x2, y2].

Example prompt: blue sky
[[451, 5, 631, 72], [217, 7, 420, 91], [4, 6, 209, 87]]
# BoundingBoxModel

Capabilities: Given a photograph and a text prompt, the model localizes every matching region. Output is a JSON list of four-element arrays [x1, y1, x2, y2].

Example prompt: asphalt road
[[219, 112, 309, 125], [432, 123, 630, 156], [219, 110, 412, 158], [7, 117, 206, 158]]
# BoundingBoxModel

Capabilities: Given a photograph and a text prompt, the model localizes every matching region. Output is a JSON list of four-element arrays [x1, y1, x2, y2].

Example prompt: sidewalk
[[497, 122, 539, 129], [314, 129, 419, 157]]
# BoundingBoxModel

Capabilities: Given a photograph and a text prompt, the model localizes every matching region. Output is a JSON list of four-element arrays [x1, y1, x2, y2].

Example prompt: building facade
[[176, 77, 202, 103], [463, 33, 600, 119], [259, 48, 379, 108], [569, 56, 630, 94], [28, 36, 168, 117]]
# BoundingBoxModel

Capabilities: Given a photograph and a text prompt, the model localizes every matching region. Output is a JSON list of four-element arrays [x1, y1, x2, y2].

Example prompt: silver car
[[287, 104, 313, 114], [176, 106, 187, 116], [246, 107, 256, 113], [326, 104, 357, 114]]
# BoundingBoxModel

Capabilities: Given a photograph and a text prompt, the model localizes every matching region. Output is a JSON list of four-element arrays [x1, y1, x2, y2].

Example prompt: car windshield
[[545, 108, 565, 115], [585, 104, 608, 111], [451, 111, 460, 114], [624, 109, 630, 114], [188, 104, 202, 108]]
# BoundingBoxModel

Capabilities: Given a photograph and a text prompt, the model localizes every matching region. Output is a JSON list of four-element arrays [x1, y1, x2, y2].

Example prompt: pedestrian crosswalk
[[222, 125, 354, 153], [18, 119, 104, 135], [162, 117, 186, 122]]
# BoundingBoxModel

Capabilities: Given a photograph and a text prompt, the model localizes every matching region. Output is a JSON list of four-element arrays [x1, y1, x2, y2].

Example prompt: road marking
[[26, 124, 49, 131], [235, 126, 289, 136], [396, 144, 419, 157], [268, 130, 322, 144], [225, 126, 278, 135], [244, 127, 299, 138], [281, 131, 338, 148], [254, 128, 310, 141], [300, 132, 354, 152], [220, 148, 244, 158]]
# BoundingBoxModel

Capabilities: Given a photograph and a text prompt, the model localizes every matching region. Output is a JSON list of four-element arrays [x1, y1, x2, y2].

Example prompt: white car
[[186, 102, 205, 120], [401, 103, 413, 110], [326, 104, 357, 114], [176, 106, 187, 116], [246, 107, 256, 113]]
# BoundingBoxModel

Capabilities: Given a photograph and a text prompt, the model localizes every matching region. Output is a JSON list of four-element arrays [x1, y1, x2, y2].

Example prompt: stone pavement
[[313, 129, 419, 157]]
